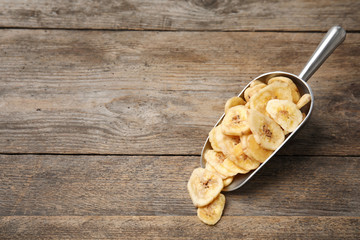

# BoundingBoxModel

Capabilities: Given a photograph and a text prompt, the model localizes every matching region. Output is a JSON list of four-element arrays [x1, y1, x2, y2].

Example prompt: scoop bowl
[[200, 26, 346, 191]]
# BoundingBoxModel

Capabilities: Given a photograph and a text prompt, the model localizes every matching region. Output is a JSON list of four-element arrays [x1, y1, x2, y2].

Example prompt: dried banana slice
[[250, 80, 265, 87], [206, 161, 234, 186], [249, 82, 293, 115], [214, 125, 240, 156], [266, 99, 303, 132], [242, 134, 273, 163], [205, 150, 247, 177], [209, 127, 222, 152], [240, 134, 249, 149], [221, 105, 251, 136], [223, 177, 233, 187], [204, 150, 237, 177], [224, 157, 249, 174], [296, 93, 311, 109], [229, 143, 261, 170], [268, 76, 300, 103], [187, 168, 223, 207], [224, 96, 246, 114], [232, 142, 245, 159], [244, 83, 267, 102], [205, 161, 227, 179], [197, 193, 225, 225], [247, 109, 285, 150]]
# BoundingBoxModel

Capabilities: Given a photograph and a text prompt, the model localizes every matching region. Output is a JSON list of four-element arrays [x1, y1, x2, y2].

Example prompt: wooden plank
[[0, 30, 359, 155], [0, 216, 359, 239], [0, 0, 359, 31], [0, 155, 359, 216]]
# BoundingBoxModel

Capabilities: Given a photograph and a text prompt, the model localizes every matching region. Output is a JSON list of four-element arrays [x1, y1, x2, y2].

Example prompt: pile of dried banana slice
[[187, 76, 311, 225]]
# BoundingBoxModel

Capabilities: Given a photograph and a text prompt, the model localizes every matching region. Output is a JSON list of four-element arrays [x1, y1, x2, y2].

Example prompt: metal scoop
[[200, 26, 346, 191]]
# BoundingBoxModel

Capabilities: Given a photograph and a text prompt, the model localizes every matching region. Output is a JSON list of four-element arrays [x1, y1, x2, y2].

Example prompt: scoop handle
[[299, 26, 346, 82]]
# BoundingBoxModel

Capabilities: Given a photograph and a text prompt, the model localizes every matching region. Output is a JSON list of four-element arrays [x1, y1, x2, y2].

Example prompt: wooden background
[[0, 0, 359, 239]]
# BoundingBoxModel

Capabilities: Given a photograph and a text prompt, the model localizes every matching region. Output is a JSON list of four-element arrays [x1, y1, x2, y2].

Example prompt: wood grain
[[0, 1, 358, 239], [1, 216, 359, 239], [0, 155, 359, 216], [0, 0, 359, 31], [0, 30, 358, 155]]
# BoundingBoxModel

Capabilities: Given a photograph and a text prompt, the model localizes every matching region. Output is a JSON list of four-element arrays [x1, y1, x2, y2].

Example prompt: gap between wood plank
[[0, 26, 359, 33], [1, 155, 358, 216], [1, 216, 359, 240]]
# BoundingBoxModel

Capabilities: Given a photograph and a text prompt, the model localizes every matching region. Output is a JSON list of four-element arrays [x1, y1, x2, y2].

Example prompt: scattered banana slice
[[224, 96, 246, 114], [268, 76, 300, 103], [187, 168, 224, 207], [247, 109, 285, 150], [244, 83, 267, 102], [296, 93, 311, 109], [242, 134, 273, 163], [221, 105, 251, 136], [209, 127, 222, 152], [249, 82, 292, 115], [266, 99, 303, 132], [197, 194, 225, 225]]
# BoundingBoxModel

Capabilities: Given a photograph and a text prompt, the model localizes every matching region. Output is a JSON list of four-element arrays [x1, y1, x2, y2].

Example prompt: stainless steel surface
[[200, 26, 346, 191], [299, 26, 346, 81]]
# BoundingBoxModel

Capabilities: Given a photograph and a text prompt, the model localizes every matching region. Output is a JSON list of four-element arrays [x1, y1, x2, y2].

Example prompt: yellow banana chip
[[268, 76, 300, 103], [197, 194, 225, 225], [247, 109, 285, 150], [242, 134, 273, 163], [250, 82, 292, 115], [244, 83, 267, 102], [187, 168, 223, 207], [224, 96, 246, 114], [221, 105, 251, 136], [266, 99, 303, 132]]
